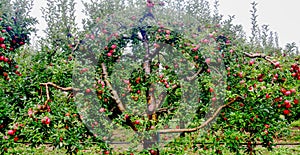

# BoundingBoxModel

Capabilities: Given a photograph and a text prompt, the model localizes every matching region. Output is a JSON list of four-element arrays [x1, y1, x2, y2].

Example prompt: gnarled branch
[[39, 82, 79, 109], [101, 63, 126, 112], [158, 96, 242, 133], [185, 67, 205, 81], [40, 82, 80, 91], [243, 52, 276, 65]]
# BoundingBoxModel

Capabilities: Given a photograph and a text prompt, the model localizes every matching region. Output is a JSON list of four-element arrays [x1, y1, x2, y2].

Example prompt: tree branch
[[158, 96, 242, 133], [185, 67, 205, 81], [243, 52, 276, 65], [101, 63, 126, 112], [39, 82, 79, 108], [40, 82, 80, 91]]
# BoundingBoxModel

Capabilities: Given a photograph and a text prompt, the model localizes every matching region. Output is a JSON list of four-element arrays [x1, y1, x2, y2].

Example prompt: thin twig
[[40, 82, 80, 91], [71, 41, 80, 55]]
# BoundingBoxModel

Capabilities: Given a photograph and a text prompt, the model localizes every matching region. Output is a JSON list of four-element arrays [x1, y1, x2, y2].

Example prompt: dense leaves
[[0, 0, 299, 155]]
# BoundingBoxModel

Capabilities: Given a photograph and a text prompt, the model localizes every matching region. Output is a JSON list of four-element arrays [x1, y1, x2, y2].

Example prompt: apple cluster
[[290, 63, 300, 80], [0, 16, 29, 80]]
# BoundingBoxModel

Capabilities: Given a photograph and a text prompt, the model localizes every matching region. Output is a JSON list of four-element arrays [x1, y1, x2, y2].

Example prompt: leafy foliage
[[0, 0, 299, 154]]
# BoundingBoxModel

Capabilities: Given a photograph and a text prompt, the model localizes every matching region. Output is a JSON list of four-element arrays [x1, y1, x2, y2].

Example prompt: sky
[[30, 0, 300, 49]]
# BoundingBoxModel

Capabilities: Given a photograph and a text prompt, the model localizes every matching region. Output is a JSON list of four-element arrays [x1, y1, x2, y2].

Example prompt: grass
[[4, 120, 300, 155], [291, 119, 300, 127], [5, 144, 300, 155]]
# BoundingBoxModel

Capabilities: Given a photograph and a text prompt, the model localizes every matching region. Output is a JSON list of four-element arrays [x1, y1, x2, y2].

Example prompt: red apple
[[136, 77, 141, 83], [85, 88, 91, 93], [294, 99, 299, 104], [3, 72, 8, 77], [285, 91, 291, 96], [103, 150, 110, 154], [0, 44, 6, 49], [4, 57, 8, 62], [99, 108, 105, 113], [7, 130, 14, 136], [89, 34, 95, 40], [285, 102, 292, 108], [192, 47, 198, 52], [253, 84, 257, 88], [283, 109, 290, 115], [135, 120, 140, 125], [249, 59, 255, 66], [290, 88, 296, 93], [264, 124, 270, 128], [0, 37, 4, 42], [42, 116, 51, 125], [274, 62, 280, 68], [165, 29, 171, 34], [281, 88, 287, 94], [0, 56, 4, 61], [266, 94, 270, 99], [248, 86, 253, 91], [284, 100, 290, 105], [28, 110, 33, 117], [14, 136, 19, 142], [6, 26, 12, 31], [264, 129, 268, 135], [205, 58, 211, 64], [239, 80, 245, 84], [150, 150, 156, 155]]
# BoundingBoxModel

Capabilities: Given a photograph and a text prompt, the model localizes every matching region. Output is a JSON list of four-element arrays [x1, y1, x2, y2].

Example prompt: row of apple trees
[[0, 0, 299, 154]]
